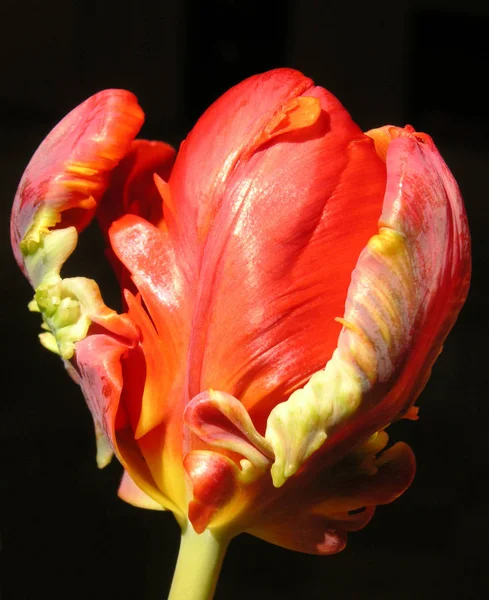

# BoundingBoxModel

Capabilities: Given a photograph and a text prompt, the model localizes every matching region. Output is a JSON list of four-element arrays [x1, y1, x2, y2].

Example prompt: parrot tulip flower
[[11, 68, 470, 599]]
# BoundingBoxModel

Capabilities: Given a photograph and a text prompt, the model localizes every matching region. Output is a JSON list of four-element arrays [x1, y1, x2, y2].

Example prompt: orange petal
[[122, 290, 170, 440]]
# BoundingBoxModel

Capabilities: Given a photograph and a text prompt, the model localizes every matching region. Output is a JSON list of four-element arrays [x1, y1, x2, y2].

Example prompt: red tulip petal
[[98, 138, 176, 229], [166, 69, 385, 426], [267, 127, 470, 485], [74, 331, 179, 511], [166, 68, 316, 248], [184, 451, 239, 533], [11, 90, 144, 285], [109, 215, 193, 510], [109, 216, 190, 413], [96, 139, 176, 291]]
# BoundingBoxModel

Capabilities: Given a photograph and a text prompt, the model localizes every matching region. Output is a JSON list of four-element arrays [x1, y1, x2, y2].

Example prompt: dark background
[[1, 1, 488, 598]]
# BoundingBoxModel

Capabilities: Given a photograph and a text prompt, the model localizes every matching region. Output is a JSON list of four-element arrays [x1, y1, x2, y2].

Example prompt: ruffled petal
[[266, 127, 471, 486], [246, 436, 415, 554], [184, 390, 273, 473], [11, 89, 144, 286], [9, 88, 144, 362]]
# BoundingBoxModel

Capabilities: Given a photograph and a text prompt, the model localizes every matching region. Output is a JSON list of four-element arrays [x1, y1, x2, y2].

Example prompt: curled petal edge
[[10, 90, 149, 476], [183, 390, 275, 532], [11, 89, 143, 358], [266, 127, 470, 487]]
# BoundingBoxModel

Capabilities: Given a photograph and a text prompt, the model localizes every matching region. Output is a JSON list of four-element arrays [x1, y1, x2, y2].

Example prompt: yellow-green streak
[[168, 525, 230, 600]]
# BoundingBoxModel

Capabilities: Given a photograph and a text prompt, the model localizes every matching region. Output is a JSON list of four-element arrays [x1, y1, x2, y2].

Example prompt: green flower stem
[[168, 524, 230, 600]]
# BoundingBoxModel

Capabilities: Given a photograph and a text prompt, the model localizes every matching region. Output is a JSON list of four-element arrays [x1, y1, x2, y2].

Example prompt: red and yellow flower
[[11, 69, 470, 598]]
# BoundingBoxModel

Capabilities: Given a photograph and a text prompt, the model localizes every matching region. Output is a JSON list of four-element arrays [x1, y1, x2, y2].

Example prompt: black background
[[1, 1, 488, 598]]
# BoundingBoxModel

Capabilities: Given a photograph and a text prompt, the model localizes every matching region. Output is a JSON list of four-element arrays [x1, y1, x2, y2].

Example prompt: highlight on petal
[[266, 125, 470, 487], [169, 68, 387, 437]]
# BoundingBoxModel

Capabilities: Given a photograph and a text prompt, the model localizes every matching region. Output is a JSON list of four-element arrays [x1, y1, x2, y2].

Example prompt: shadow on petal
[[246, 438, 415, 555]]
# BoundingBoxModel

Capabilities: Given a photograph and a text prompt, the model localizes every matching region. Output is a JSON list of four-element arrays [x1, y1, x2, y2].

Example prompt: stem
[[168, 524, 230, 600]]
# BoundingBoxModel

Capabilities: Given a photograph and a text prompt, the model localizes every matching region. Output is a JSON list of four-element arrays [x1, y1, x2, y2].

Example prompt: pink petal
[[266, 126, 471, 485], [11, 90, 144, 283]]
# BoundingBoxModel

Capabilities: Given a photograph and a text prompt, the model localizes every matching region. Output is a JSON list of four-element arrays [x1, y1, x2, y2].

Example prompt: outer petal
[[163, 68, 386, 427], [267, 127, 471, 486], [75, 333, 131, 448], [74, 332, 179, 512]]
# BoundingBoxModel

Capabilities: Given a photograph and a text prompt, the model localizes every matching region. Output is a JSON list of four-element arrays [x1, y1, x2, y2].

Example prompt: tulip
[[11, 68, 470, 599]]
